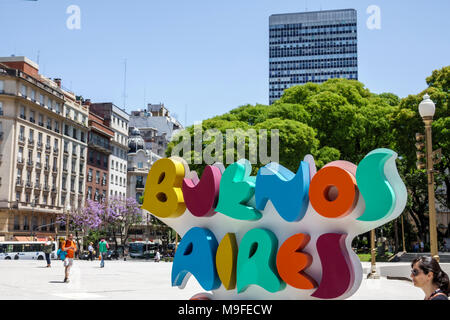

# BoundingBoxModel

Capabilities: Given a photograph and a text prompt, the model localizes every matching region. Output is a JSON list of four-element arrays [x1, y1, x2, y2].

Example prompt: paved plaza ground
[[0, 260, 442, 300]]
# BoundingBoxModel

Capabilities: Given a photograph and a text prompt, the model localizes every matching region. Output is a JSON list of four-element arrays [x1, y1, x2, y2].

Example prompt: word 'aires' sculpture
[[141, 148, 407, 300]]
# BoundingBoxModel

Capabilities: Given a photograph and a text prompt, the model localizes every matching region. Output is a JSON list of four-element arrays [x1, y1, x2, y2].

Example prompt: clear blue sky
[[1, 0, 449, 126]]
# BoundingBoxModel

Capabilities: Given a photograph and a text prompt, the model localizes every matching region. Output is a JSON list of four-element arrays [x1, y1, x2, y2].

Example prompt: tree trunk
[[394, 219, 399, 253]]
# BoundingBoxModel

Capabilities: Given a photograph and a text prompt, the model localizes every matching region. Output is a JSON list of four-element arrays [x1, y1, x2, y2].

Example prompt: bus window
[[0, 244, 5, 253], [13, 244, 23, 252], [6, 245, 13, 253]]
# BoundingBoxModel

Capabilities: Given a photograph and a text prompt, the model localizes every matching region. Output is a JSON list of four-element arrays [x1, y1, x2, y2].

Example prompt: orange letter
[[276, 233, 317, 289], [309, 166, 358, 218]]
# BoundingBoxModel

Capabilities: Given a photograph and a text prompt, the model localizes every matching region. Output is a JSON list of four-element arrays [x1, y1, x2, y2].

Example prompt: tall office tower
[[269, 9, 358, 104]]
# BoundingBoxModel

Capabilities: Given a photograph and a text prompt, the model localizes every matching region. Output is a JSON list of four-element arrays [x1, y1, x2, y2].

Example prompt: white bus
[[0, 241, 58, 260]]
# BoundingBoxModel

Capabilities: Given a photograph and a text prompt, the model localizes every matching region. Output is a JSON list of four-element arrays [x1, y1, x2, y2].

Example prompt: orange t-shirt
[[62, 240, 77, 258]]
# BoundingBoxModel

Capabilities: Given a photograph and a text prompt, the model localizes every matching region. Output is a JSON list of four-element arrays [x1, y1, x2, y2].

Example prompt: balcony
[[52, 167, 58, 175], [17, 158, 24, 167], [34, 183, 42, 190], [44, 164, 50, 172], [38, 122, 44, 127], [63, 167, 68, 173], [53, 147, 59, 154], [51, 187, 57, 193], [26, 159, 33, 167], [29, 117, 35, 124], [35, 162, 42, 170], [45, 144, 51, 153], [79, 171, 84, 176], [46, 125, 52, 130], [25, 181, 33, 190], [15, 179, 23, 188], [71, 170, 77, 176], [28, 138, 34, 147], [88, 137, 112, 154], [136, 182, 145, 190], [63, 148, 68, 155], [18, 135, 25, 145], [72, 153, 77, 158], [37, 141, 43, 149], [43, 184, 50, 192], [20, 114, 26, 120]]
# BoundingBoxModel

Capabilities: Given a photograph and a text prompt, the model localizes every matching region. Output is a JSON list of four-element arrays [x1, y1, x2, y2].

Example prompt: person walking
[[88, 242, 94, 261], [43, 236, 53, 268], [410, 256, 449, 300], [99, 239, 109, 268], [154, 250, 161, 263], [62, 234, 77, 283]]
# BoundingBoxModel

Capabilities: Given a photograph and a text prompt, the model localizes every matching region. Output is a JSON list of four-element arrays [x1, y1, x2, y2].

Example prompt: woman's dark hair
[[411, 256, 449, 296]]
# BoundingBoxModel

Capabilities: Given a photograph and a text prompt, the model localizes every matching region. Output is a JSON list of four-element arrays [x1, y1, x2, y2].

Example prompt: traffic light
[[415, 133, 426, 170]]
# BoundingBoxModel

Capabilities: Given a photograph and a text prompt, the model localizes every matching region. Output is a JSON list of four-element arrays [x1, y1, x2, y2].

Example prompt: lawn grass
[[357, 253, 394, 262]]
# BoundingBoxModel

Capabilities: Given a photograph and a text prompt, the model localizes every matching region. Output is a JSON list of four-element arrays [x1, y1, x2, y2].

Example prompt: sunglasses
[[411, 269, 422, 276]]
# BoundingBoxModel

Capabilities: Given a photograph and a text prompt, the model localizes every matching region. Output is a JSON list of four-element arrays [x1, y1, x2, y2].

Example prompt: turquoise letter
[[172, 227, 221, 291], [215, 160, 261, 220], [237, 228, 284, 293], [356, 149, 396, 221]]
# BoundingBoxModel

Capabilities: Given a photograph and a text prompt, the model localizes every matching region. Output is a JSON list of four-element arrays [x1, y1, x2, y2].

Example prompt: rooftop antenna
[[36, 50, 40, 65], [123, 59, 127, 109]]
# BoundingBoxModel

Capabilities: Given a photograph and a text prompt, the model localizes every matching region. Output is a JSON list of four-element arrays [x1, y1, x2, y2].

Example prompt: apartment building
[[130, 103, 183, 157], [89, 103, 129, 199], [60, 91, 89, 211], [0, 57, 66, 240], [86, 111, 113, 203]]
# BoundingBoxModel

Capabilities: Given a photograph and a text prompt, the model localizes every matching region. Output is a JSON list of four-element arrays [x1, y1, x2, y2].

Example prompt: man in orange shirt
[[62, 234, 77, 283]]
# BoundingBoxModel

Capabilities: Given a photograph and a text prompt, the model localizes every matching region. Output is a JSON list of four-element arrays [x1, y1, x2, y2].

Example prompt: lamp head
[[418, 94, 435, 119]]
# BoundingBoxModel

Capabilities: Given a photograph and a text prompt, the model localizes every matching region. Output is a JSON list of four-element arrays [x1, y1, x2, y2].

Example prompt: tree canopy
[[167, 66, 450, 250]]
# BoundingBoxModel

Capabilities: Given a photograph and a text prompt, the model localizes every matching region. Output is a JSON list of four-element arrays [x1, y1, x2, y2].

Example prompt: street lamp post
[[367, 228, 380, 279], [418, 94, 439, 262]]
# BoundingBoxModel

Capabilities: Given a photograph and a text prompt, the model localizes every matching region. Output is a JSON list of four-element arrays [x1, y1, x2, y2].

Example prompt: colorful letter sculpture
[[141, 148, 407, 300]]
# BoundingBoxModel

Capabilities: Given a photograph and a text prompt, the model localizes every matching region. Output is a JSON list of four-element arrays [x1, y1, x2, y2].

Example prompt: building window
[[14, 215, 20, 230], [96, 171, 100, 184], [23, 215, 29, 230], [20, 106, 26, 119], [0, 80, 3, 93], [28, 111, 35, 124], [48, 99, 53, 110], [39, 94, 44, 105], [21, 85, 27, 97]]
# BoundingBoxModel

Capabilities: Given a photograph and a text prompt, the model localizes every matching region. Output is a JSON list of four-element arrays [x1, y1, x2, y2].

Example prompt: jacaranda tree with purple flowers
[[104, 196, 143, 253]]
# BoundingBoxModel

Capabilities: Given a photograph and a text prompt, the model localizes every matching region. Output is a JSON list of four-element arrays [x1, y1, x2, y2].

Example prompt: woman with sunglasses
[[411, 256, 449, 300]]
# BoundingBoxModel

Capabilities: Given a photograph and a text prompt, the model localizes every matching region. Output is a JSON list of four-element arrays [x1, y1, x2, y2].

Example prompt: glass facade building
[[269, 9, 358, 104]]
